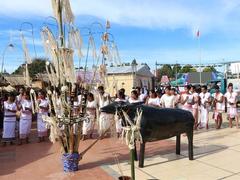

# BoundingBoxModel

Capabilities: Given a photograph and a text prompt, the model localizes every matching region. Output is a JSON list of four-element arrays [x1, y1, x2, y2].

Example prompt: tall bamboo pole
[[58, 0, 64, 48]]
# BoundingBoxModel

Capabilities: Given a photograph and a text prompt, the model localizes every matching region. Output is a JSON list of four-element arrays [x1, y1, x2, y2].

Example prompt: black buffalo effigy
[[101, 102, 194, 168]]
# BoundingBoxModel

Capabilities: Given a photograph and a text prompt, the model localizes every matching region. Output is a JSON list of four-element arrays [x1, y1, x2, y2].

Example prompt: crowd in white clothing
[[0, 82, 239, 146]]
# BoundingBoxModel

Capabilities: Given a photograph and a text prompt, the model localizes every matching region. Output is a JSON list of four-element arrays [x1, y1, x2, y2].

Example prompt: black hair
[[24, 91, 30, 97], [165, 86, 171, 91], [87, 92, 94, 99], [118, 90, 125, 99], [98, 86, 104, 91], [185, 84, 191, 90], [8, 92, 15, 97], [228, 83, 233, 88], [120, 88, 125, 93], [201, 85, 207, 90], [39, 89, 46, 96], [215, 85, 220, 90], [131, 90, 139, 98], [171, 88, 176, 92]]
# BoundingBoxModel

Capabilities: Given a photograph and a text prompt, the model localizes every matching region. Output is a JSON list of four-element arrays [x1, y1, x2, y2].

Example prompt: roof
[[107, 64, 154, 77], [0, 76, 9, 86], [33, 73, 49, 82], [4, 75, 26, 86]]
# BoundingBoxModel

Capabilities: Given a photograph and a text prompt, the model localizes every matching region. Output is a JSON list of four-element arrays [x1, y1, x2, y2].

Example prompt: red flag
[[196, 30, 200, 38]]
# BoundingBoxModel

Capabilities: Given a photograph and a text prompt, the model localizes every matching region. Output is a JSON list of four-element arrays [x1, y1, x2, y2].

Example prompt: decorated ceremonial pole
[[121, 110, 143, 180]]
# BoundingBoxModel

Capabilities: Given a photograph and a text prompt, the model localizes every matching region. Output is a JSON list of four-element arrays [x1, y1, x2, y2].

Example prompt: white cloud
[[1, 0, 240, 35]]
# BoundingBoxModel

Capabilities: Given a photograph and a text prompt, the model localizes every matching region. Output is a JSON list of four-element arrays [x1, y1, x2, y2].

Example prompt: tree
[[203, 66, 216, 72], [180, 65, 197, 73], [12, 57, 47, 78], [172, 64, 182, 78], [157, 64, 173, 80]]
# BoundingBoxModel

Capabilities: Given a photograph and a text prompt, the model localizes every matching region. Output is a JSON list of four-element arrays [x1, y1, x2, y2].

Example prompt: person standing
[[37, 90, 49, 142], [16, 87, 25, 139], [19, 91, 32, 145], [2, 92, 17, 145], [97, 86, 112, 138], [129, 90, 141, 104], [181, 85, 194, 112], [16, 87, 25, 105], [212, 85, 224, 129], [191, 86, 200, 130], [224, 83, 239, 128], [199, 85, 211, 129], [115, 90, 128, 137], [145, 90, 160, 107], [160, 86, 176, 108], [82, 93, 97, 140], [170, 88, 180, 108], [138, 87, 148, 103]]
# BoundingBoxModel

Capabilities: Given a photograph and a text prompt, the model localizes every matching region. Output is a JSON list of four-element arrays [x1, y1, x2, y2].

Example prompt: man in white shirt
[[160, 86, 176, 108], [212, 85, 224, 129], [224, 83, 239, 128], [199, 85, 211, 129]]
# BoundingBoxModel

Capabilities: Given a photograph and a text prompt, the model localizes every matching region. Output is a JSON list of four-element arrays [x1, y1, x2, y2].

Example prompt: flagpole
[[197, 30, 202, 85]]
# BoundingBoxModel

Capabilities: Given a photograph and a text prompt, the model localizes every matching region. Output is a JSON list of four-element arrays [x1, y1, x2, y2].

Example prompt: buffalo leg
[[187, 130, 194, 160], [139, 142, 145, 168], [134, 141, 138, 161], [176, 135, 181, 155]]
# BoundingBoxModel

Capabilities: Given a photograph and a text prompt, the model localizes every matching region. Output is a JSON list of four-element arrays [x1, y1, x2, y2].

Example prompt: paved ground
[[0, 113, 240, 180], [104, 122, 240, 180], [0, 122, 178, 180]]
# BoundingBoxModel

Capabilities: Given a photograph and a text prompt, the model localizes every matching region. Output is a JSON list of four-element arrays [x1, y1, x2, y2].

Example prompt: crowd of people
[[133, 83, 238, 130], [0, 82, 239, 146]]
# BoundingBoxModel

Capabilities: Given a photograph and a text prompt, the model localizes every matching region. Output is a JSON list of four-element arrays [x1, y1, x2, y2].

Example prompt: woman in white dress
[[114, 90, 128, 137], [2, 92, 17, 145], [199, 85, 211, 129], [145, 90, 160, 107], [181, 85, 194, 112], [19, 91, 32, 145], [170, 88, 180, 108], [212, 85, 224, 129], [128, 90, 141, 104], [224, 83, 238, 128], [82, 93, 97, 140], [190, 86, 200, 130], [97, 86, 112, 138], [37, 90, 49, 142]]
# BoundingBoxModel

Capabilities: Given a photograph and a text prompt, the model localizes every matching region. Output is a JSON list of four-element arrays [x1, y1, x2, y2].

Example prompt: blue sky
[[1, 0, 240, 73]]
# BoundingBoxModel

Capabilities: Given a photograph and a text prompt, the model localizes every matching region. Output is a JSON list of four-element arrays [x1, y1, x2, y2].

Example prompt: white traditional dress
[[19, 100, 32, 139], [225, 91, 238, 118], [2, 101, 17, 142], [192, 92, 199, 113], [139, 93, 147, 102], [212, 92, 224, 120], [181, 93, 193, 112], [128, 98, 141, 104], [147, 97, 160, 107], [114, 98, 128, 134], [98, 92, 113, 136], [160, 94, 175, 108], [37, 99, 49, 137], [16, 94, 24, 134], [174, 94, 181, 108], [82, 100, 97, 135], [199, 92, 211, 127]]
